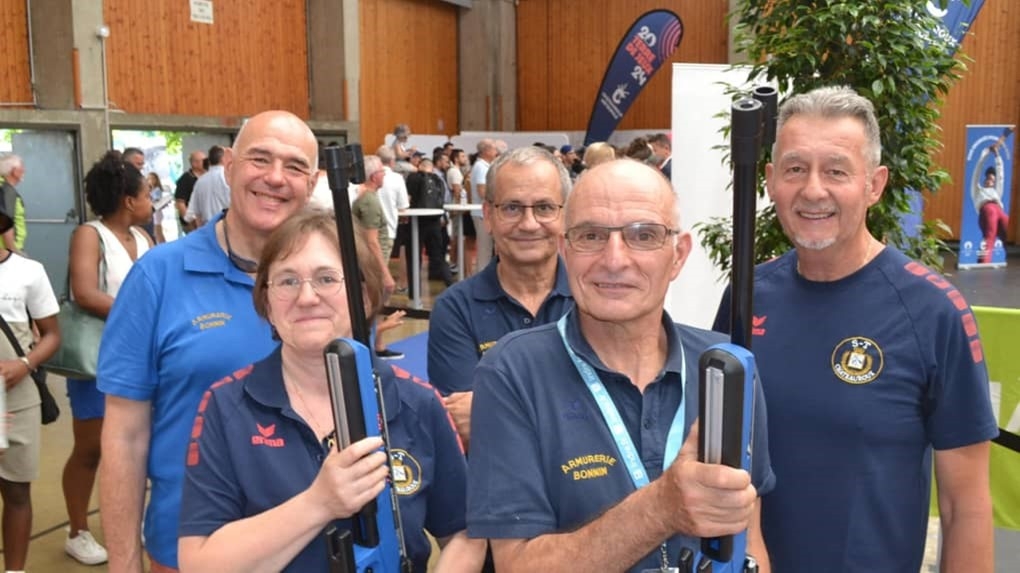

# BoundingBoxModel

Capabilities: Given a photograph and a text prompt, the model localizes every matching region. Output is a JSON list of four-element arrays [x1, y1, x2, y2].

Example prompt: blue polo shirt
[[179, 347, 469, 573], [467, 308, 774, 572], [97, 213, 275, 568], [428, 257, 573, 395]]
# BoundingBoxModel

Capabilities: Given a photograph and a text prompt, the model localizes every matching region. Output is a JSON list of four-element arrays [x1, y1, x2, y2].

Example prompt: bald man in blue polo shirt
[[467, 160, 774, 572], [428, 146, 574, 448], [98, 111, 320, 573]]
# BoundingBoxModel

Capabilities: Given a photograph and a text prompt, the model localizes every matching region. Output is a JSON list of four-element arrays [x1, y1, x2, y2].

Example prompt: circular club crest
[[390, 449, 422, 496], [830, 336, 884, 385]]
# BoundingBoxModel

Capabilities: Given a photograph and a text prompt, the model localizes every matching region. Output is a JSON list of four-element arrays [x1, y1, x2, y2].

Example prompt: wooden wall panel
[[360, 0, 459, 150], [517, 0, 727, 132], [0, 0, 33, 106], [928, 0, 1020, 241], [103, 0, 309, 118]]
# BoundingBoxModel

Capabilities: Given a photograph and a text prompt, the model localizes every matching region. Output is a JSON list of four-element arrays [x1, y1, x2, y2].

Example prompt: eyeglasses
[[267, 269, 345, 301], [565, 223, 678, 252], [490, 201, 564, 223]]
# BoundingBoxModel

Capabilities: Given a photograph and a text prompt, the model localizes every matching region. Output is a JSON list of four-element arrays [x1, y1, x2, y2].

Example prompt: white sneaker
[[64, 528, 108, 565]]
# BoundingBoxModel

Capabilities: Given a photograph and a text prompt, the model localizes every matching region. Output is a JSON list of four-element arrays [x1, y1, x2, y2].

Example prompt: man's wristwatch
[[18, 356, 34, 373]]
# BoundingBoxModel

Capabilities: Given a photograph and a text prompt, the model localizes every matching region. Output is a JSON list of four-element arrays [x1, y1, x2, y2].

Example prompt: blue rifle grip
[[692, 343, 757, 573], [326, 338, 405, 573]]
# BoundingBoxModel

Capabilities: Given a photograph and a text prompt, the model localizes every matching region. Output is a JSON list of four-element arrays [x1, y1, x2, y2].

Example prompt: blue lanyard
[[556, 315, 687, 489]]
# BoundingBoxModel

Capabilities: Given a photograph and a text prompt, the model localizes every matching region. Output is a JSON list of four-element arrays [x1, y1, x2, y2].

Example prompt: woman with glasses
[[178, 209, 483, 573]]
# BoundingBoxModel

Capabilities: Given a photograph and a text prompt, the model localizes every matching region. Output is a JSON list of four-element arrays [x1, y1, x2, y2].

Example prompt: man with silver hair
[[377, 145, 410, 292], [469, 139, 500, 272], [0, 153, 27, 253], [714, 85, 996, 572], [429, 146, 574, 449]]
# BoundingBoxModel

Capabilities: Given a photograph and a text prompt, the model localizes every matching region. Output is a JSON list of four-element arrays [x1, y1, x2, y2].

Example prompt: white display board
[[665, 63, 765, 328]]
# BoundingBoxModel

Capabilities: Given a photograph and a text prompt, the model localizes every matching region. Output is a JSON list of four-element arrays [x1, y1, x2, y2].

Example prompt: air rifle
[[685, 86, 777, 573], [323, 144, 411, 573]]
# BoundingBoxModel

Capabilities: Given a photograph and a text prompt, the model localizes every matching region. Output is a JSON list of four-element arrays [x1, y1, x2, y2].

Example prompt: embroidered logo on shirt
[[251, 422, 285, 448], [192, 312, 233, 331], [477, 340, 497, 354], [560, 452, 618, 481], [390, 449, 422, 495], [831, 336, 884, 385], [563, 399, 589, 421]]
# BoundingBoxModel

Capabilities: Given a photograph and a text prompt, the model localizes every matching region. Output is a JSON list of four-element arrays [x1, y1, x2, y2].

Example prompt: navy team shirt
[[467, 308, 774, 572], [714, 247, 997, 572], [427, 257, 573, 395], [179, 347, 468, 573]]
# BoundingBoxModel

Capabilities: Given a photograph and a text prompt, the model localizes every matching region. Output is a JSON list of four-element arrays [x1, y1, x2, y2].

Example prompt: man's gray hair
[[0, 153, 23, 178], [485, 146, 571, 203], [775, 86, 882, 169], [476, 138, 496, 155], [363, 155, 383, 178], [376, 145, 396, 165]]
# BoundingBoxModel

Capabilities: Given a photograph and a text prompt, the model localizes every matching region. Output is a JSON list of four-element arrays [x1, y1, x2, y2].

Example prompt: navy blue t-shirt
[[714, 247, 997, 572], [467, 308, 774, 572], [179, 347, 468, 573], [428, 257, 573, 395]]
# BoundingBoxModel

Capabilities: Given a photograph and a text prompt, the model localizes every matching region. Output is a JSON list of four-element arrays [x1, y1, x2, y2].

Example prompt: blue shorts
[[65, 378, 105, 420]]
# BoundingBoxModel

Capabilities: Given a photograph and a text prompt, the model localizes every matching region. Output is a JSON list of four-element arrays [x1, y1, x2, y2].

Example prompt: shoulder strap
[[68, 223, 108, 295], [0, 312, 26, 357]]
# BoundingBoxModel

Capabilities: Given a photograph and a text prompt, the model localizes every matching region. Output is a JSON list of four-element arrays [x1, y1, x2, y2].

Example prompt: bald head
[[234, 111, 318, 169], [567, 159, 678, 228], [223, 110, 320, 234]]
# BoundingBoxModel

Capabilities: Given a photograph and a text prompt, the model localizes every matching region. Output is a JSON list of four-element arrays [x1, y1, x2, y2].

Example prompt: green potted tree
[[697, 0, 966, 274]]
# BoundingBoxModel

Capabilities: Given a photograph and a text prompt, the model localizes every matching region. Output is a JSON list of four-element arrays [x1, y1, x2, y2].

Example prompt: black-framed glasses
[[490, 201, 563, 223], [565, 223, 678, 252], [267, 269, 345, 301]]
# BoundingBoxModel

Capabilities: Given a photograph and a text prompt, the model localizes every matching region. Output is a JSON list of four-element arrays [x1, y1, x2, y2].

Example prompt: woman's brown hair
[[252, 207, 384, 325]]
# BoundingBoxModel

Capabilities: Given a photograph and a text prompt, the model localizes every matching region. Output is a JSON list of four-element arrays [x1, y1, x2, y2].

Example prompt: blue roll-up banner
[[958, 126, 1014, 268], [928, 0, 986, 50], [902, 1, 986, 239], [583, 10, 683, 146]]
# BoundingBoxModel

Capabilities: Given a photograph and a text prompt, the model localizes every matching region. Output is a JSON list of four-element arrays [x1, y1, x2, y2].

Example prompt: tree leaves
[[697, 0, 959, 275]]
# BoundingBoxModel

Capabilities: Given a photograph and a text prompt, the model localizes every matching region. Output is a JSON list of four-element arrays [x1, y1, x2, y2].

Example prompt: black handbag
[[0, 313, 59, 424]]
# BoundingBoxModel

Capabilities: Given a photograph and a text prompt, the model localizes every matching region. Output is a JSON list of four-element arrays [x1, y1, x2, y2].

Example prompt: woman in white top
[[0, 210, 61, 573], [62, 150, 153, 565]]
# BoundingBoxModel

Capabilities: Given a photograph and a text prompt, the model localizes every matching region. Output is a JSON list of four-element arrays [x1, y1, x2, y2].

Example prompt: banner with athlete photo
[[957, 125, 1014, 268], [582, 10, 683, 146]]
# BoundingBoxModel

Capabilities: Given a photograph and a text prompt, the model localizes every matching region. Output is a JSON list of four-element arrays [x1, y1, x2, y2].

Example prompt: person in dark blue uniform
[[714, 86, 997, 572], [428, 146, 574, 448], [467, 160, 774, 572], [178, 210, 484, 572]]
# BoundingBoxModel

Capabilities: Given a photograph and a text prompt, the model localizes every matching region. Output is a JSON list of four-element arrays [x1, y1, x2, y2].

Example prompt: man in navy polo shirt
[[467, 159, 774, 572], [428, 146, 574, 449], [98, 111, 320, 572]]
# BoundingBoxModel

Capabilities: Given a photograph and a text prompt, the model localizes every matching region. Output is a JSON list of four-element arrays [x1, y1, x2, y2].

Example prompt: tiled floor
[[7, 382, 108, 572]]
